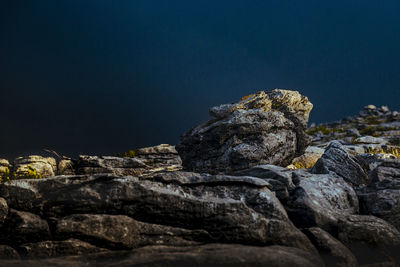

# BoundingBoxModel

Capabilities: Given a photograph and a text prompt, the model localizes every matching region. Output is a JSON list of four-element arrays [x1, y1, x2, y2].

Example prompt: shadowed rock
[[303, 227, 357, 267]]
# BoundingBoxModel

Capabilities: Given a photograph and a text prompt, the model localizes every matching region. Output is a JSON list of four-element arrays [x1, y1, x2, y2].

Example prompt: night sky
[[1, 1, 400, 159]]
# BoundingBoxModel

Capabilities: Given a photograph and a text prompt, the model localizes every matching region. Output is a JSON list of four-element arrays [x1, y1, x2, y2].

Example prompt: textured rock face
[[357, 158, 400, 231], [14, 156, 57, 178], [0, 172, 316, 254], [176, 89, 313, 173], [312, 141, 369, 186], [286, 170, 359, 232], [302, 227, 358, 267], [76, 144, 182, 177], [0, 209, 51, 246], [233, 164, 295, 203]]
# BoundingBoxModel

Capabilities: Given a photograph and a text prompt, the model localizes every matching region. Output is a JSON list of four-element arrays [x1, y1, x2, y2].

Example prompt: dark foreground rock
[[303, 227, 357, 267], [357, 158, 400, 231], [0, 244, 324, 267], [177, 89, 313, 173]]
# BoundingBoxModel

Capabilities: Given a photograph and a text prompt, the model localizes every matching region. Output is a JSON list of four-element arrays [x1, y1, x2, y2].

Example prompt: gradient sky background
[[1, 0, 400, 159]]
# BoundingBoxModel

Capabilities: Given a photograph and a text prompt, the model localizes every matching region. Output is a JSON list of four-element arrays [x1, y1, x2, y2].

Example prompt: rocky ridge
[[0, 90, 399, 266]]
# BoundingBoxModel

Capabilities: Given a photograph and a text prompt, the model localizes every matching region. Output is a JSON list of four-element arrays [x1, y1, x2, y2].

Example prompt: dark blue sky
[[1, 1, 400, 159]]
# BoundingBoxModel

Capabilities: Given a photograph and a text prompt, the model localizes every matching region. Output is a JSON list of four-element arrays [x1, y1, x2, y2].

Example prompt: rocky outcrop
[[312, 141, 369, 186], [0, 171, 317, 257], [176, 89, 313, 173]]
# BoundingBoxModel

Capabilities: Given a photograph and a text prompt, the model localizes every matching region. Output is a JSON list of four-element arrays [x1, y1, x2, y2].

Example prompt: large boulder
[[0, 172, 316, 253], [176, 89, 313, 173], [286, 170, 359, 233], [312, 141, 369, 186], [357, 158, 400, 231]]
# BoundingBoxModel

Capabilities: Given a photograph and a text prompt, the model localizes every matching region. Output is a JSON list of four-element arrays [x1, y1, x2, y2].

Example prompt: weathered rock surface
[[286, 170, 359, 232], [233, 164, 295, 203], [312, 141, 369, 186], [0, 209, 50, 246], [177, 89, 313, 173], [19, 239, 108, 259], [357, 158, 400, 231], [134, 144, 182, 169], [0, 172, 315, 253], [14, 156, 56, 178], [76, 144, 182, 177], [54, 214, 207, 249], [303, 227, 357, 267], [75, 155, 148, 176], [0, 245, 19, 260], [0, 244, 324, 267], [337, 215, 400, 265]]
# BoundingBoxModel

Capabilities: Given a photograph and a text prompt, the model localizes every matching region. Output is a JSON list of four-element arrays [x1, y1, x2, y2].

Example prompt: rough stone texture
[[75, 155, 148, 176], [177, 89, 313, 173], [357, 158, 400, 231], [13, 156, 57, 178], [286, 170, 359, 233], [0, 245, 19, 260], [0, 172, 316, 253], [337, 215, 400, 265], [0, 209, 50, 246], [312, 141, 369, 186], [0, 244, 324, 267], [54, 214, 207, 249], [76, 145, 182, 176], [0, 198, 8, 226], [232, 164, 294, 203], [134, 144, 182, 169], [303, 227, 357, 267], [19, 239, 109, 259], [57, 159, 75, 175]]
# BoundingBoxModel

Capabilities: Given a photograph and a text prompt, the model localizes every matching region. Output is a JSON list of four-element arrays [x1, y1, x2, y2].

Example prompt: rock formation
[[0, 91, 400, 266], [176, 89, 313, 173]]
